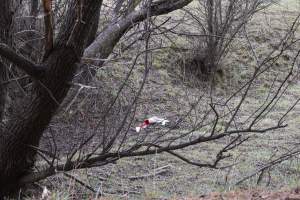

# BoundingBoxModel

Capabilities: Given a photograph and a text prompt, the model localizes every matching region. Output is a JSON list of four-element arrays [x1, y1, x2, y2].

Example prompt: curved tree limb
[[18, 123, 287, 185], [84, 0, 193, 62]]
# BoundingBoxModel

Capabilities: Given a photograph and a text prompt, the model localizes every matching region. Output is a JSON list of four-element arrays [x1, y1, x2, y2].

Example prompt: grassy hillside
[[32, 1, 300, 199]]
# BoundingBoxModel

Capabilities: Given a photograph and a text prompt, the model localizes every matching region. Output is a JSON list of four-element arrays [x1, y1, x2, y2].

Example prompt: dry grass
[[31, 0, 300, 199]]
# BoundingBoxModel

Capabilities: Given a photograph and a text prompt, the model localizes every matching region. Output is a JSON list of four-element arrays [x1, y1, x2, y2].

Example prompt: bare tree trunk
[[0, 0, 13, 121], [0, 0, 193, 195], [206, 0, 216, 74], [0, 47, 78, 194], [0, 0, 102, 195], [0, 63, 7, 122]]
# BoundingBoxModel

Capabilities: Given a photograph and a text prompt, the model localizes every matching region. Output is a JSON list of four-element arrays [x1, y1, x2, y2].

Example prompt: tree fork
[[0, 0, 102, 195]]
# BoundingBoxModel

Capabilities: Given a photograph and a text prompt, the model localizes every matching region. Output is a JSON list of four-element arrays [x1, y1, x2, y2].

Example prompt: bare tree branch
[[0, 43, 45, 79], [42, 0, 54, 57], [84, 0, 193, 61]]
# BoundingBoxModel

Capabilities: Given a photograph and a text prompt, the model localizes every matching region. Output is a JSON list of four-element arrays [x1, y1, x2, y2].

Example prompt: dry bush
[[181, 0, 274, 79]]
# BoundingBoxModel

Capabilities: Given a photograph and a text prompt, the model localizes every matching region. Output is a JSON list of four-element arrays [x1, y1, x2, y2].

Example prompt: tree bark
[[0, 0, 13, 122], [0, 62, 7, 122], [0, 0, 102, 195], [79, 0, 192, 83], [0, 0, 193, 195], [0, 47, 78, 194], [84, 0, 193, 63]]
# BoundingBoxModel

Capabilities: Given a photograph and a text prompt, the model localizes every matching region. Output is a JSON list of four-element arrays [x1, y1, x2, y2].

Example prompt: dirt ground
[[197, 188, 300, 200]]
